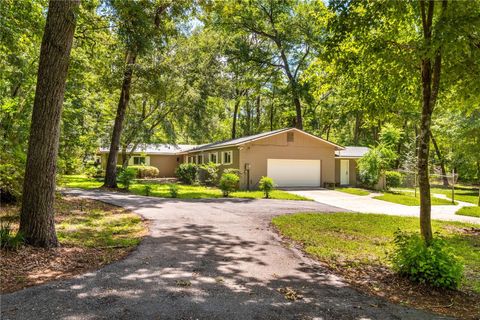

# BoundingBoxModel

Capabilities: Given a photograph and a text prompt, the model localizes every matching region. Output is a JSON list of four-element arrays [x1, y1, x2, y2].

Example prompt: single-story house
[[97, 128, 369, 189]]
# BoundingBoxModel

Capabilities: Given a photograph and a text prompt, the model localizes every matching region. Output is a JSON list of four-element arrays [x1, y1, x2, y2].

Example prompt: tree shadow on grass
[[1, 222, 445, 320]]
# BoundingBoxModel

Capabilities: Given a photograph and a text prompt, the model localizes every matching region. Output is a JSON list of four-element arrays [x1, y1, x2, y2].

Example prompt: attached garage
[[267, 159, 321, 187]]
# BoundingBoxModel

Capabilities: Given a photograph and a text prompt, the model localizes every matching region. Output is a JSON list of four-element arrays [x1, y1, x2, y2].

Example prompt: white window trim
[[221, 151, 233, 165], [209, 152, 218, 164]]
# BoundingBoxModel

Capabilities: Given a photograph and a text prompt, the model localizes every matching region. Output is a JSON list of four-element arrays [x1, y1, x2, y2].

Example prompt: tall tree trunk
[[353, 111, 362, 145], [232, 97, 240, 139], [19, 0, 79, 248], [430, 130, 449, 186], [103, 51, 137, 188], [418, 0, 447, 244], [277, 46, 302, 129], [256, 95, 261, 131]]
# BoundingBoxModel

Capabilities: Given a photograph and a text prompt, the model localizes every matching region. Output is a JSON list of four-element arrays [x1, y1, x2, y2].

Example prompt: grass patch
[[59, 175, 103, 189], [374, 191, 455, 206], [60, 175, 310, 201], [393, 186, 479, 205], [456, 206, 480, 218], [272, 212, 480, 293], [431, 187, 479, 205], [336, 187, 370, 196]]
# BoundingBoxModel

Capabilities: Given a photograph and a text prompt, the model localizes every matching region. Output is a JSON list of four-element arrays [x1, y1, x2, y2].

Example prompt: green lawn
[[272, 212, 480, 292], [431, 187, 479, 205], [393, 186, 479, 205], [336, 187, 370, 196], [374, 191, 455, 206], [60, 175, 310, 201], [456, 206, 480, 218]]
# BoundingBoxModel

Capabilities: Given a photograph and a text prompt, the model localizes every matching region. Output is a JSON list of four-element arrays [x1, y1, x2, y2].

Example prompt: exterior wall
[[239, 131, 337, 189], [149, 154, 180, 177], [335, 158, 359, 186]]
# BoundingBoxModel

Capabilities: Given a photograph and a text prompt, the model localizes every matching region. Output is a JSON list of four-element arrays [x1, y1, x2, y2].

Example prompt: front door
[[340, 159, 350, 185]]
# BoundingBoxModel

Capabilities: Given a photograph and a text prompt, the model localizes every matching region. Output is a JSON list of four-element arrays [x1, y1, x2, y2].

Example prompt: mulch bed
[[0, 196, 146, 294], [329, 262, 480, 319], [0, 245, 133, 294]]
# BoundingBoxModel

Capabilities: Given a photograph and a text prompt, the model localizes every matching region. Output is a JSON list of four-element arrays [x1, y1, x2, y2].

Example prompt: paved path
[[288, 189, 480, 224], [1, 189, 447, 320]]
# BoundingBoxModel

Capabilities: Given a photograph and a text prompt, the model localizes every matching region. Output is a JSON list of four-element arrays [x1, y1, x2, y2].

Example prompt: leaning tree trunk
[[430, 130, 449, 186], [19, 0, 79, 248], [103, 51, 137, 188]]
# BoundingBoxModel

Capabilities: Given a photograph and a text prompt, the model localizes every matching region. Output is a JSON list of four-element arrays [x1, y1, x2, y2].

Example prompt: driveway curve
[[1, 189, 449, 320]]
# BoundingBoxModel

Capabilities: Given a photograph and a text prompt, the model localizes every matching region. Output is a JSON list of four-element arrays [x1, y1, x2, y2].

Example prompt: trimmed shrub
[[176, 163, 198, 184], [390, 230, 463, 289], [0, 222, 24, 251], [219, 173, 239, 197], [168, 183, 179, 198], [198, 162, 220, 186], [223, 168, 241, 176], [258, 176, 275, 199], [117, 168, 136, 190], [129, 165, 159, 178], [385, 171, 403, 189]]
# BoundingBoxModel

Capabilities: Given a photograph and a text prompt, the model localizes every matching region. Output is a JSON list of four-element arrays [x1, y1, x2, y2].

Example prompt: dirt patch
[[0, 245, 133, 293], [0, 196, 147, 294]]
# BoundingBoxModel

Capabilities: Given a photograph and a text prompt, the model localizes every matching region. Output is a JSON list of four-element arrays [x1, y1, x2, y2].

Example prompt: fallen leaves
[[277, 287, 303, 301]]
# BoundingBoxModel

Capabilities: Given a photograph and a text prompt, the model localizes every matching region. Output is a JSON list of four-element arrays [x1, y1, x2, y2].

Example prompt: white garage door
[[267, 159, 321, 187]]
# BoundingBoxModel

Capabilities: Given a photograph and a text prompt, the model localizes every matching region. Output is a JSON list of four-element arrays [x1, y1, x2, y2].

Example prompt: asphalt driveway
[[1, 189, 449, 320]]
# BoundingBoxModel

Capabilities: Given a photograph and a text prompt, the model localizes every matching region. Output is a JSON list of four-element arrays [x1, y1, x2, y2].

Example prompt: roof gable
[[189, 128, 344, 152]]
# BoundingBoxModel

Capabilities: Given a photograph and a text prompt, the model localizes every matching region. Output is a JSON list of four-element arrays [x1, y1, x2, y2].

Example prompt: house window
[[287, 132, 294, 142], [133, 156, 146, 165], [197, 155, 203, 164], [209, 152, 218, 163], [222, 151, 233, 165]]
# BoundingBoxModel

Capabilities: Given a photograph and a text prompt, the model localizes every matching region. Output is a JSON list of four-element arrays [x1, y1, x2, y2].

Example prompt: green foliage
[[0, 162, 24, 203], [223, 168, 241, 176], [175, 163, 198, 185], [0, 222, 24, 251], [258, 176, 275, 199], [379, 124, 403, 148], [218, 173, 239, 197], [198, 162, 220, 186], [358, 148, 383, 188], [129, 165, 159, 178], [168, 183, 178, 198], [385, 171, 403, 189], [390, 231, 463, 289], [117, 168, 136, 190], [84, 166, 98, 179], [144, 185, 152, 196]]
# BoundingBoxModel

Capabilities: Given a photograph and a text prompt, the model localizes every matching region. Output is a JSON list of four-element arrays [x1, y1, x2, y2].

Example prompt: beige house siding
[[335, 158, 359, 186], [239, 131, 337, 189], [149, 155, 179, 177]]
